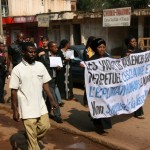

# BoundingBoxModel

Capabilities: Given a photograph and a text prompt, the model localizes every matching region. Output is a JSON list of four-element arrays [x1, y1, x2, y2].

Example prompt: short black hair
[[124, 35, 136, 46], [22, 42, 35, 51], [59, 39, 69, 49], [41, 36, 49, 41], [48, 41, 56, 48]]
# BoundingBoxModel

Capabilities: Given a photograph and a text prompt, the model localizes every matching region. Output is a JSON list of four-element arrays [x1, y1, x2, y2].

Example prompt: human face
[[42, 39, 49, 47], [66, 42, 70, 49], [97, 44, 106, 56], [49, 43, 58, 54], [0, 44, 5, 52], [24, 46, 36, 64], [17, 33, 24, 43], [129, 38, 137, 48]]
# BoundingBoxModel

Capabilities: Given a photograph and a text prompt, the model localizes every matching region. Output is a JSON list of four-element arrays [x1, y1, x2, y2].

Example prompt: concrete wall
[[80, 18, 128, 53], [8, 0, 71, 16]]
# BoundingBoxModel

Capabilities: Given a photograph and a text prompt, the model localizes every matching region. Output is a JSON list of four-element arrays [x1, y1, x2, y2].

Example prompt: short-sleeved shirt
[[9, 59, 51, 119]]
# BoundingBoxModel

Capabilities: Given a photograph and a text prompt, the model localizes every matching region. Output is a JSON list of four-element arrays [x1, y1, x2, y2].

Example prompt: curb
[[50, 121, 130, 150]]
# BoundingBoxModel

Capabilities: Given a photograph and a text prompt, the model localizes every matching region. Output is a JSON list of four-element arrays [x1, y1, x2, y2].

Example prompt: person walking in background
[[82, 36, 96, 106], [25, 37, 37, 48], [38, 36, 43, 48], [7, 32, 25, 73], [83, 36, 96, 61], [86, 38, 112, 135], [37, 38, 63, 123], [48, 41, 65, 107], [123, 35, 144, 119], [9, 42, 58, 150], [57, 39, 75, 100], [0, 42, 7, 103]]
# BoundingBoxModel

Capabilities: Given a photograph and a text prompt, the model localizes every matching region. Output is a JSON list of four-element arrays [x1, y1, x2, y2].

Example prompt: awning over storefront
[[2, 16, 37, 24]]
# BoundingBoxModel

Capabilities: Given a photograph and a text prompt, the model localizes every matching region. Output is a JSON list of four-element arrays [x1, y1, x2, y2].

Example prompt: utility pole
[[0, 0, 4, 42]]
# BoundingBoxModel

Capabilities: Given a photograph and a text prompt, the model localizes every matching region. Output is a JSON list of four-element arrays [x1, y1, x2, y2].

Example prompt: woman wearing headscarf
[[56, 39, 74, 100], [83, 36, 96, 61], [123, 35, 144, 119], [82, 36, 96, 106], [87, 38, 112, 135]]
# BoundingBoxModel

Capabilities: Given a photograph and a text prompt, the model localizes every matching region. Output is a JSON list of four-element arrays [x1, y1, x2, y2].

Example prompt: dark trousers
[[134, 107, 144, 117], [0, 74, 5, 103], [92, 117, 112, 130], [46, 86, 61, 117], [83, 89, 87, 105]]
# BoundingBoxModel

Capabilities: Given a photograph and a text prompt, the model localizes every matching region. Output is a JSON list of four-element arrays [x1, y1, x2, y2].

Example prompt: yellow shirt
[[87, 47, 94, 58]]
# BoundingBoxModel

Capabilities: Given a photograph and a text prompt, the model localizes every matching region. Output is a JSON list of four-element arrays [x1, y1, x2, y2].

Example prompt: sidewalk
[[1, 80, 150, 150]]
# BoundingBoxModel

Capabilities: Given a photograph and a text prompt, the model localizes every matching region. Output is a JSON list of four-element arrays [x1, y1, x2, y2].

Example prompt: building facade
[[2, 0, 74, 45], [2, 0, 150, 55]]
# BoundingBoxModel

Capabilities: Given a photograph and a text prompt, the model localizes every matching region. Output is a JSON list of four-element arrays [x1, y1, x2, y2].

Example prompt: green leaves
[[77, 0, 149, 11]]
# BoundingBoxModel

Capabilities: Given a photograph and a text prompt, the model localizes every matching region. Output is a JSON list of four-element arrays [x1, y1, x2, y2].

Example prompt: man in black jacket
[[7, 32, 25, 74]]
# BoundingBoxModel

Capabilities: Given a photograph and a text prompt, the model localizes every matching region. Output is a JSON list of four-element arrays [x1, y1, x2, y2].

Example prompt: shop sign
[[37, 15, 49, 27], [14, 16, 36, 23], [103, 7, 131, 27]]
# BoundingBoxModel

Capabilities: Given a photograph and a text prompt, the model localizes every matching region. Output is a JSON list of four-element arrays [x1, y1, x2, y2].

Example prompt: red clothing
[[38, 41, 43, 47]]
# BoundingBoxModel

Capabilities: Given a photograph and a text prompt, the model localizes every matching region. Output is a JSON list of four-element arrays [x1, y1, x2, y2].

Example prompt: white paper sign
[[49, 57, 63, 67], [65, 50, 74, 59], [84, 51, 150, 118]]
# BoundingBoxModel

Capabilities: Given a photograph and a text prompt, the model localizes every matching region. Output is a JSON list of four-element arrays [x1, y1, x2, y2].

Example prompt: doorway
[[73, 24, 81, 45]]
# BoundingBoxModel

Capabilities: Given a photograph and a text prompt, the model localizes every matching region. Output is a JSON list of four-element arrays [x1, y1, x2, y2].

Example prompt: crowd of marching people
[[0, 32, 146, 149]]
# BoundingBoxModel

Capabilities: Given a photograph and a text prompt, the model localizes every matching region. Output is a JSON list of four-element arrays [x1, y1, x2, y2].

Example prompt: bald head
[[17, 32, 24, 43]]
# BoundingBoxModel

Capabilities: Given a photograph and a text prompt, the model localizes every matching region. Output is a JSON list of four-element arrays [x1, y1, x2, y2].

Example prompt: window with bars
[[1, 0, 9, 17]]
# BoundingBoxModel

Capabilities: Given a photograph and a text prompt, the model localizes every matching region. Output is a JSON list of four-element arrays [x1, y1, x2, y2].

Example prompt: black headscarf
[[85, 36, 96, 49], [90, 38, 106, 54]]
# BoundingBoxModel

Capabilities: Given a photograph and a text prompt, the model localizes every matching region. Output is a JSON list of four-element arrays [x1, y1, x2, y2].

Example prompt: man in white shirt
[[9, 42, 58, 150]]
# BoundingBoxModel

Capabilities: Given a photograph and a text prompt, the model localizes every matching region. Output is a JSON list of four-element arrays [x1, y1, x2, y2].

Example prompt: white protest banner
[[65, 50, 74, 59], [49, 57, 63, 67], [84, 51, 150, 118], [103, 7, 131, 27]]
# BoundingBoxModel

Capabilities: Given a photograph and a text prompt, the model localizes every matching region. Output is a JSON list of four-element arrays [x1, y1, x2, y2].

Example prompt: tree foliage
[[77, 0, 149, 11]]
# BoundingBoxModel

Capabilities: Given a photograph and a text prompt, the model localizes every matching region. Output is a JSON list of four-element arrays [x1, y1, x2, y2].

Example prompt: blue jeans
[[55, 85, 62, 104], [46, 85, 61, 117]]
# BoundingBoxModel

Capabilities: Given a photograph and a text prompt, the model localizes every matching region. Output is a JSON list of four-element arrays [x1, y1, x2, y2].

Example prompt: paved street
[[0, 109, 111, 150], [1, 79, 150, 150]]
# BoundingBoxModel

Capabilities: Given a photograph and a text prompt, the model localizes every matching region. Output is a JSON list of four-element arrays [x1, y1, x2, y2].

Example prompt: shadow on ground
[[64, 108, 133, 133], [64, 108, 95, 132]]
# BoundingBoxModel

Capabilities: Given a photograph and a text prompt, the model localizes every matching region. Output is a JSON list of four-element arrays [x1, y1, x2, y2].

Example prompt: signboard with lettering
[[14, 16, 36, 23], [103, 7, 131, 27], [37, 15, 49, 27], [83, 51, 150, 118]]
